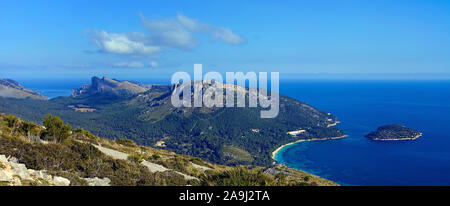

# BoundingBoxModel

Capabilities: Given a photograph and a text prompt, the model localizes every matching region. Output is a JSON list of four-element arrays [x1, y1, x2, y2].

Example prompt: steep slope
[[0, 77, 345, 166], [71, 76, 149, 98], [0, 79, 48, 100], [0, 114, 337, 186]]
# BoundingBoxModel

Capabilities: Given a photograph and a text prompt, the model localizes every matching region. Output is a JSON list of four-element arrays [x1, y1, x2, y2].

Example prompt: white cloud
[[210, 27, 245, 45], [140, 15, 197, 49], [176, 14, 244, 45], [113, 61, 145, 68], [90, 14, 244, 61], [141, 14, 245, 49], [92, 30, 160, 55]]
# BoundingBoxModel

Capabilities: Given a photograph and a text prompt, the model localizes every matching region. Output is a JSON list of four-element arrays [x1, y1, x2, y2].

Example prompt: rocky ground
[[0, 154, 70, 186], [0, 154, 111, 186], [93, 143, 199, 180]]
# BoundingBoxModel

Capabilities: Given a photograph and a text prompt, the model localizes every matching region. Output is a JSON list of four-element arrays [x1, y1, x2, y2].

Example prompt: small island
[[365, 124, 422, 141]]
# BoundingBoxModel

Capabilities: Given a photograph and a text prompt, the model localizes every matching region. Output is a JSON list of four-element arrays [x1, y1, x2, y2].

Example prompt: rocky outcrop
[[71, 76, 149, 97], [83, 177, 111, 186], [0, 79, 48, 100], [263, 163, 290, 176], [92, 144, 198, 180], [0, 154, 70, 186]]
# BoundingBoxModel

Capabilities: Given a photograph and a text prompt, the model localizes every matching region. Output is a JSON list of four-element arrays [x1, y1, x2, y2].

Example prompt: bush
[[127, 152, 145, 163], [72, 128, 97, 141], [200, 167, 276, 186], [4, 114, 19, 128], [20, 121, 40, 138], [42, 114, 71, 142], [152, 154, 160, 160], [115, 138, 137, 147]]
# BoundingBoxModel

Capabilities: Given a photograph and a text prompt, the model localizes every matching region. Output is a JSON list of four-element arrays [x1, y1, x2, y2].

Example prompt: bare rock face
[[0, 79, 48, 100], [83, 177, 111, 186], [0, 79, 24, 90], [0, 154, 70, 186], [0, 155, 14, 182], [52, 176, 71, 186], [71, 76, 149, 98], [71, 84, 91, 97], [11, 162, 31, 180]]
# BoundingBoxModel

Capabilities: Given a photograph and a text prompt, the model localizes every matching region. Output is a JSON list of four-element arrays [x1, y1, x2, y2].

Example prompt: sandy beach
[[271, 135, 348, 160]]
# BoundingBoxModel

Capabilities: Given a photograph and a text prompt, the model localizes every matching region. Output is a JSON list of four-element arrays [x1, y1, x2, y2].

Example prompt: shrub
[[4, 115, 19, 128], [42, 114, 71, 142], [200, 167, 276, 186], [152, 154, 161, 160], [115, 138, 137, 147], [20, 121, 40, 138], [128, 152, 145, 163], [72, 128, 97, 141]]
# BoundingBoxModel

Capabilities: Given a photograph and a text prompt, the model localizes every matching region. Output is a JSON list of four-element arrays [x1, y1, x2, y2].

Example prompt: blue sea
[[276, 80, 450, 186], [16, 78, 450, 185]]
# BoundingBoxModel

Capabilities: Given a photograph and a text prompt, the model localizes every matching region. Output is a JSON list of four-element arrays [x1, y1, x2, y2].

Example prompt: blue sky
[[1, 0, 449, 79]]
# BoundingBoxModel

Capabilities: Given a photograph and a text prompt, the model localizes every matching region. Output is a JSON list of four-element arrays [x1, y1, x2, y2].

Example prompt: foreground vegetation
[[0, 113, 337, 186]]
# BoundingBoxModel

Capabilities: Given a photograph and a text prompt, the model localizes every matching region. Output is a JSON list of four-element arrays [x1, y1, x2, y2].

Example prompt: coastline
[[370, 133, 423, 141], [271, 134, 348, 160], [273, 120, 347, 160], [327, 120, 341, 127]]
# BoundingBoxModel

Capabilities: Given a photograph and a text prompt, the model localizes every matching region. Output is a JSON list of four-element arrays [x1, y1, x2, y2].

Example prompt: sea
[[15, 77, 450, 186]]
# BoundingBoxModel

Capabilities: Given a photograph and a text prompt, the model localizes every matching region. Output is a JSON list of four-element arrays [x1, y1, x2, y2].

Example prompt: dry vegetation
[[0, 113, 337, 186]]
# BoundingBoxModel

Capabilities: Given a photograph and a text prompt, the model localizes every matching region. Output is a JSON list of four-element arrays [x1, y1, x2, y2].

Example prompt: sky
[[0, 0, 450, 79]]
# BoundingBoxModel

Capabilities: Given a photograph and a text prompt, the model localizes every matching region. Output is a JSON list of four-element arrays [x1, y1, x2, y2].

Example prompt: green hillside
[[0, 78, 344, 166], [0, 113, 337, 186]]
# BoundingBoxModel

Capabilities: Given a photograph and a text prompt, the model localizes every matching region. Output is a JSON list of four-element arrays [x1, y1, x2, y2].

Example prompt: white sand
[[271, 135, 348, 160]]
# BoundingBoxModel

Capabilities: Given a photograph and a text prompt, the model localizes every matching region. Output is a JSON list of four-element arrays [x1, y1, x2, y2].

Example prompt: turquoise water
[[16, 78, 450, 185], [276, 80, 450, 186]]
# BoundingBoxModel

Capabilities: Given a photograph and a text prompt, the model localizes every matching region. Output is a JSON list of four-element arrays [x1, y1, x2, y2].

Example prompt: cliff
[[0, 79, 48, 100]]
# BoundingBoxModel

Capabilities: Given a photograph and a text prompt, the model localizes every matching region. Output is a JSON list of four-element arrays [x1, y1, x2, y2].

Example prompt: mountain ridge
[[71, 76, 149, 98], [0, 77, 345, 166], [0, 79, 48, 100]]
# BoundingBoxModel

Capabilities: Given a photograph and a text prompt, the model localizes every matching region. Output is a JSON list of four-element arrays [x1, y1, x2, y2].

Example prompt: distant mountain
[[0, 77, 345, 166], [71, 76, 149, 98], [0, 79, 48, 100]]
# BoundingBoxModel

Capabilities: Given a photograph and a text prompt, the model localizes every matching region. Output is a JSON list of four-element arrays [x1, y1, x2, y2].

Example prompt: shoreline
[[327, 120, 341, 128], [271, 134, 348, 160], [370, 133, 423, 141]]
